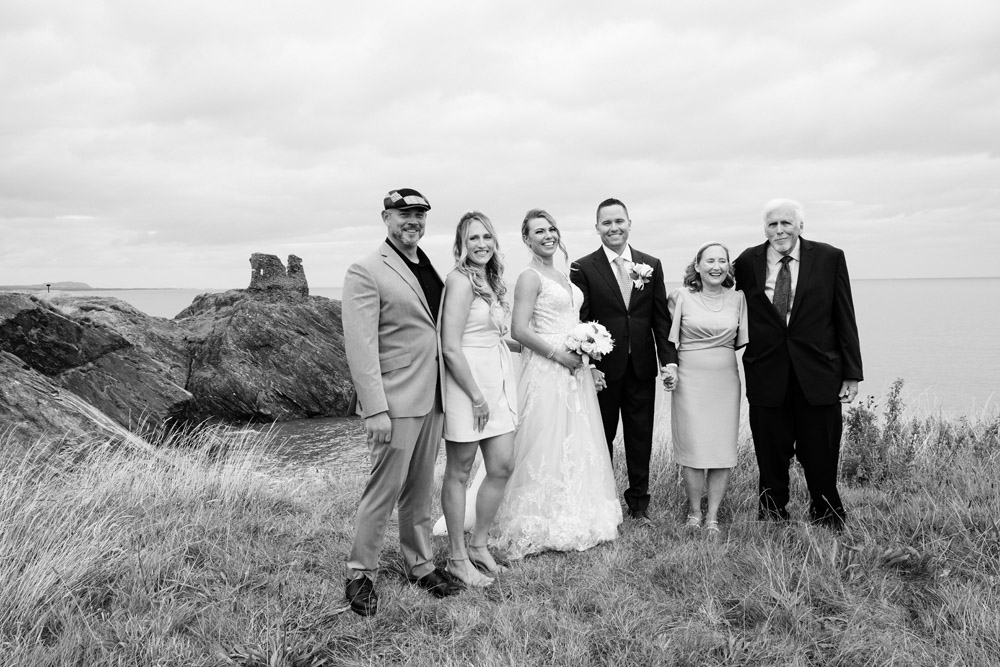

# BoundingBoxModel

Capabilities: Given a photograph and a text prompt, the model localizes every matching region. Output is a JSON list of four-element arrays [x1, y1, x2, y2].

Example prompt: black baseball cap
[[383, 188, 431, 211]]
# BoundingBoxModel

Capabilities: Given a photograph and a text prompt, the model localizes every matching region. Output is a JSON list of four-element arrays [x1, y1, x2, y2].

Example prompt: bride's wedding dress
[[492, 268, 622, 559]]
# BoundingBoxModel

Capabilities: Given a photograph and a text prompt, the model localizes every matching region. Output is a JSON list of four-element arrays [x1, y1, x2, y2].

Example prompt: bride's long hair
[[453, 211, 509, 316]]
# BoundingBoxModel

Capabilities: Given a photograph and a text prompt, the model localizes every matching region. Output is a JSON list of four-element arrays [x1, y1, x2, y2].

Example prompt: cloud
[[1, 0, 998, 287]]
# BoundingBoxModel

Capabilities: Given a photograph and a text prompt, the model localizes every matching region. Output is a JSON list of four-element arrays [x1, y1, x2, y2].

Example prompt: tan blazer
[[342, 241, 445, 419]]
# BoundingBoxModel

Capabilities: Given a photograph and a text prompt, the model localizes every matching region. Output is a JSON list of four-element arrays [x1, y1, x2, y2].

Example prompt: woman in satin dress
[[667, 242, 748, 534], [440, 211, 518, 586]]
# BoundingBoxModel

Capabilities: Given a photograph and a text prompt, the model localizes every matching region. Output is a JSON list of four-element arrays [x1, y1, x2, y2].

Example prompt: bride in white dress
[[492, 209, 623, 559]]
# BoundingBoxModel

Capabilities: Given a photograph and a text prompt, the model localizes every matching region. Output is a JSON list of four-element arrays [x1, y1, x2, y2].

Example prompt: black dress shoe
[[628, 508, 654, 527], [345, 575, 378, 617], [413, 567, 464, 598]]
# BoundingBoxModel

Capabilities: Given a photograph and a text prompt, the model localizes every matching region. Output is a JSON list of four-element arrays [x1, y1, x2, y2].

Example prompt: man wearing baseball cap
[[341, 187, 461, 616]]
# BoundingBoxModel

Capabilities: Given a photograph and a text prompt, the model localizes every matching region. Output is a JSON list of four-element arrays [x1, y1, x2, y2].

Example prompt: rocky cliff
[[0, 292, 193, 432], [0, 350, 150, 452], [0, 255, 354, 445], [177, 288, 352, 422]]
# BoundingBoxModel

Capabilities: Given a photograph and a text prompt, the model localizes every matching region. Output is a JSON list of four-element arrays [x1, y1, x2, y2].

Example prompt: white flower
[[628, 262, 654, 290], [564, 321, 615, 360]]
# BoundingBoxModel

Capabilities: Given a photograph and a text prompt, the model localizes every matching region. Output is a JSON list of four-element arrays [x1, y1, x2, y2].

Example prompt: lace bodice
[[524, 268, 582, 337]]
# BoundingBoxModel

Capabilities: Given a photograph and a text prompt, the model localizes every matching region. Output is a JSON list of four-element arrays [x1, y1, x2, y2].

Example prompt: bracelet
[[546, 346, 557, 359], [472, 400, 487, 409]]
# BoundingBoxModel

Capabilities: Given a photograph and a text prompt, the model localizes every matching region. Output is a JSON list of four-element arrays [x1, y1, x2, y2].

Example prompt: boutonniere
[[627, 262, 654, 290]]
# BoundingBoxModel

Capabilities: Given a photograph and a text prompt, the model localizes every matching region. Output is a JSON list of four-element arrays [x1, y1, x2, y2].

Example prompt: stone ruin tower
[[247, 253, 309, 299]]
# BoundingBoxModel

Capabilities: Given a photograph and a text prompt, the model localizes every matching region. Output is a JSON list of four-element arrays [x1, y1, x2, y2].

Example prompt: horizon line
[[3, 275, 999, 292]]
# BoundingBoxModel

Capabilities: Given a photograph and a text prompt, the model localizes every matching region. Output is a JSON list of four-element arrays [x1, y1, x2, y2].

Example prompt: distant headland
[[0, 281, 93, 290], [0, 282, 230, 292]]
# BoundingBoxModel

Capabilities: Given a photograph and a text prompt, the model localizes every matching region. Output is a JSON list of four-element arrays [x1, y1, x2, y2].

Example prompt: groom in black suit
[[571, 198, 678, 526], [733, 199, 863, 530]]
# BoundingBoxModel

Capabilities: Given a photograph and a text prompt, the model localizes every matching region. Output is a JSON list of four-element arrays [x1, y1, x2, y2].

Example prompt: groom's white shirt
[[602, 244, 633, 266]]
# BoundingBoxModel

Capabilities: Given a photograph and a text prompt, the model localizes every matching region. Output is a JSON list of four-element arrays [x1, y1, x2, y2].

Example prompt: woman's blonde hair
[[453, 211, 509, 315]]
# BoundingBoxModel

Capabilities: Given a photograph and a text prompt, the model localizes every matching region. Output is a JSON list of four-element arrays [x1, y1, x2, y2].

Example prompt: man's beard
[[391, 227, 423, 248]]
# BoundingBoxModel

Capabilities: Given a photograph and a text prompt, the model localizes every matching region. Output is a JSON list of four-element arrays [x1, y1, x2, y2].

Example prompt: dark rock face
[[174, 253, 353, 422], [175, 290, 246, 321], [0, 293, 127, 375], [42, 294, 189, 386], [179, 294, 353, 422], [0, 254, 354, 443], [0, 293, 192, 431], [0, 350, 151, 451]]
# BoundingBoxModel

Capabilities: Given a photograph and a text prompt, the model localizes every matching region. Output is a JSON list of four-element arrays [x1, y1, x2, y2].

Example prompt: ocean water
[[850, 278, 999, 417], [25, 278, 999, 419]]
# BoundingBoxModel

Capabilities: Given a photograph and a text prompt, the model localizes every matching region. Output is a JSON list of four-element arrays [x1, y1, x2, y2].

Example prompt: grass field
[[2, 382, 998, 666]]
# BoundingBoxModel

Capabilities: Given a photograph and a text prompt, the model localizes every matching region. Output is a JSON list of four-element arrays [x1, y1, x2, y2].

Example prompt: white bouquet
[[565, 321, 615, 362]]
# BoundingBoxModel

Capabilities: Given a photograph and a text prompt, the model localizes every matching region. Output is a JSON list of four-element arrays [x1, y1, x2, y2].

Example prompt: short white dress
[[443, 291, 517, 442]]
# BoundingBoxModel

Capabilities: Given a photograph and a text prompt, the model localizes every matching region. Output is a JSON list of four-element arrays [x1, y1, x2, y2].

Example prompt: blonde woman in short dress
[[439, 211, 517, 586]]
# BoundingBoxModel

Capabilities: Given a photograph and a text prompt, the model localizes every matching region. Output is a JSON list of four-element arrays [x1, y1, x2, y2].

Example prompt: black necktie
[[773, 256, 792, 321]]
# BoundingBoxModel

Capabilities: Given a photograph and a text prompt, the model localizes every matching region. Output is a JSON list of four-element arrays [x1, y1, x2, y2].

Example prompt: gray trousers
[[346, 407, 444, 580]]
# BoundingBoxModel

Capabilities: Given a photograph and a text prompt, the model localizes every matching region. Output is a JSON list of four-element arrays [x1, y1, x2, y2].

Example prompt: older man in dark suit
[[733, 199, 863, 530]]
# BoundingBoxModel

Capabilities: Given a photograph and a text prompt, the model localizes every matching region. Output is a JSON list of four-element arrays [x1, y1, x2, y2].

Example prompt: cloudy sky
[[2, 1, 998, 289]]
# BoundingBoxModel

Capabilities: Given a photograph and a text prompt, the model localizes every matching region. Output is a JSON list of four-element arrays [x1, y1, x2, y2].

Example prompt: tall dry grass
[[1, 383, 998, 666]]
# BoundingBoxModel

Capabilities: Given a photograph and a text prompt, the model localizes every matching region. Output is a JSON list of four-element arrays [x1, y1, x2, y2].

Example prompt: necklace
[[698, 289, 726, 312]]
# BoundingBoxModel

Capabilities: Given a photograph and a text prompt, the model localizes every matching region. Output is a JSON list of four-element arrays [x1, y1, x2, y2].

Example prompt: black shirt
[[385, 238, 443, 323]]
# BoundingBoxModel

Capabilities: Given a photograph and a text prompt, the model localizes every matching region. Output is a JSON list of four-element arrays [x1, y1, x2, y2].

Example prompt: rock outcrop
[[175, 254, 353, 421], [0, 351, 153, 452], [40, 293, 190, 386], [178, 293, 353, 422], [0, 293, 193, 431], [0, 254, 354, 444]]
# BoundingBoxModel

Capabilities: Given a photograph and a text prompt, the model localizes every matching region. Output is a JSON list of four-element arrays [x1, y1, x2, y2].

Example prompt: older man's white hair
[[762, 198, 805, 225]]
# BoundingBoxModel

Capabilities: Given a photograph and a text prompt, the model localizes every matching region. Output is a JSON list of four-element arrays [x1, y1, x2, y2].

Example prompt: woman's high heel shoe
[[446, 558, 494, 587], [685, 514, 702, 529], [467, 544, 508, 574]]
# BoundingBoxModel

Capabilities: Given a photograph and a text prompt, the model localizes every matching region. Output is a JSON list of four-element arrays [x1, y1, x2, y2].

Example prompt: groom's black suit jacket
[[733, 237, 863, 407], [570, 246, 677, 381]]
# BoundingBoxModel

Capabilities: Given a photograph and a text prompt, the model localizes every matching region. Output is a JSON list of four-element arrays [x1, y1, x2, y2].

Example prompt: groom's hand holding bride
[[660, 365, 679, 392], [591, 368, 607, 392]]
